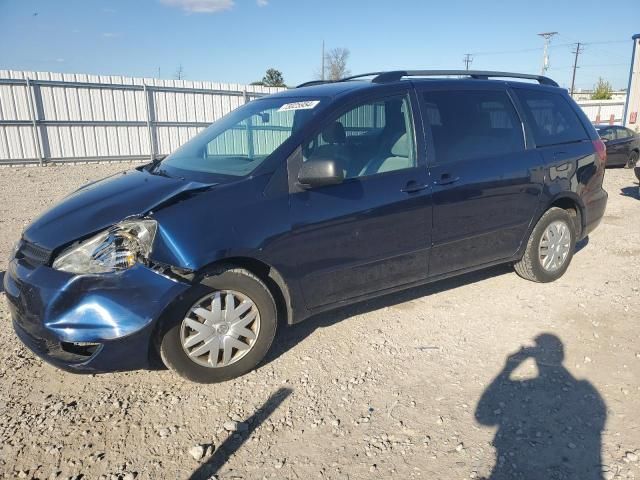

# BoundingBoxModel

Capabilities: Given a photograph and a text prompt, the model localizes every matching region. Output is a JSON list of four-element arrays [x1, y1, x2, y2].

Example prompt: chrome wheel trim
[[180, 290, 260, 368], [538, 220, 571, 272]]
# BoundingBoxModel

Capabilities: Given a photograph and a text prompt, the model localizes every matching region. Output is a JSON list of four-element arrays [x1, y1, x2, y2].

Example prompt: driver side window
[[302, 95, 416, 179]]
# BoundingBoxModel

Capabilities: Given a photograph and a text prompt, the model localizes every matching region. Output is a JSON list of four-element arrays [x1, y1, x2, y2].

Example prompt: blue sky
[[0, 0, 638, 90]]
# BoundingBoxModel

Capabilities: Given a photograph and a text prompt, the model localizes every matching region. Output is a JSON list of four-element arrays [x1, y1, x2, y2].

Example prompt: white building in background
[[623, 34, 640, 131], [572, 90, 627, 102]]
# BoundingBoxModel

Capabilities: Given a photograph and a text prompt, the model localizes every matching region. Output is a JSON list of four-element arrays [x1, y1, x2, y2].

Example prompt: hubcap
[[538, 220, 571, 272], [180, 290, 260, 368]]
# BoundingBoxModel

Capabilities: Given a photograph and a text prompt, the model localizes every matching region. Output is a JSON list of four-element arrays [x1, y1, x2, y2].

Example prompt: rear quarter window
[[515, 89, 588, 147]]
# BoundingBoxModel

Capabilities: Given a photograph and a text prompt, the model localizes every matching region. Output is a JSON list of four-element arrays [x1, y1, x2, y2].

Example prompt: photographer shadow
[[475, 334, 606, 480]]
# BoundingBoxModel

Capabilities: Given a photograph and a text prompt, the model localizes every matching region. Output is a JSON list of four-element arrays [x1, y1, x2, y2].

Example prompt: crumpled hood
[[23, 168, 215, 251]]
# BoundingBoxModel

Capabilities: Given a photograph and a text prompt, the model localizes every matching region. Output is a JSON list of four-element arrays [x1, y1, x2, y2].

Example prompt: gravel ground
[[0, 163, 639, 480]]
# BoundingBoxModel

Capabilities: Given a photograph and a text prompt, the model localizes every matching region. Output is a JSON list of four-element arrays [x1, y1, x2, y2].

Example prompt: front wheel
[[626, 150, 639, 169], [514, 207, 576, 283], [160, 267, 277, 383]]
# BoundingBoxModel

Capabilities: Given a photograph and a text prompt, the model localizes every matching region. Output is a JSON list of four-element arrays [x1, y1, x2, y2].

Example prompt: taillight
[[593, 139, 607, 165]]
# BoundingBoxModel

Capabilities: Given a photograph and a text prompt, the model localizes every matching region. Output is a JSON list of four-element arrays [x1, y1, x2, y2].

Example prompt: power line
[[472, 46, 544, 56], [470, 39, 627, 57], [583, 40, 628, 46], [556, 33, 630, 62]]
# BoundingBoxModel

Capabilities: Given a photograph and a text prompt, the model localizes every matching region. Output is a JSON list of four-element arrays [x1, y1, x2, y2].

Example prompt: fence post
[[25, 78, 44, 166], [143, 83, 157, 161]]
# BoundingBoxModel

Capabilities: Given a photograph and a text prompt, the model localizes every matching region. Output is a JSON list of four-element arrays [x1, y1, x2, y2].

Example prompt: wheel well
[[550, 197, 583, 237], [147, 257, 292, 368], [201, 257, 292, 327]]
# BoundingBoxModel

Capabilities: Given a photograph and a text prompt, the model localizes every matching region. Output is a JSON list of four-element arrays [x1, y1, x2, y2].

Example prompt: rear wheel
[[514, 207, 576, 283], [626, 150, 639, 169], [160, 267, 277, 383]]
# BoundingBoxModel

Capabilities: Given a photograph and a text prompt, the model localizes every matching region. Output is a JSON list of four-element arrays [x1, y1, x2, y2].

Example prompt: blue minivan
[[5, 71, 608, 383]]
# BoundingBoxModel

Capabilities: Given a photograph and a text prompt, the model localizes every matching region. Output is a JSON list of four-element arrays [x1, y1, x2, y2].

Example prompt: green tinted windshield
[[161, 97, 323, 176]]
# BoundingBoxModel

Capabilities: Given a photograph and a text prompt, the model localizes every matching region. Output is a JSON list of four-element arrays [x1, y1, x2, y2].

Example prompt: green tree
[[260, 68, 285, 87], [591, 77, 613, 100]]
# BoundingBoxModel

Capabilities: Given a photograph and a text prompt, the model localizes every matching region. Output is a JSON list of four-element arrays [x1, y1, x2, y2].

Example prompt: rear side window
[[515, 89, 588, 147], [618, 128, 633, 139], [597, 127, 616, 141], [421, 90, 524, 164]]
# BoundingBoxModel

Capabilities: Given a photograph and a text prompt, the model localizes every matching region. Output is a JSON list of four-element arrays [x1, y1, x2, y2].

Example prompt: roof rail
[[296, 80, 333, 88], [296, 70, 559, 89], [368, 70, 559, 86], [296, 73, 387, 88]]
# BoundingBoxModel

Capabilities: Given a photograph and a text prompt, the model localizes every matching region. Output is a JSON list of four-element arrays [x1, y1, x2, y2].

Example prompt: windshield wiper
[[146, 158, 184, 180], [152, 168, 172, 178]]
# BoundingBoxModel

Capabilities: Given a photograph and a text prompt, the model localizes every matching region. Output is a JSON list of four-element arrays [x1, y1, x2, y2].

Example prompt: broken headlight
[[52, 219, 157, 274]]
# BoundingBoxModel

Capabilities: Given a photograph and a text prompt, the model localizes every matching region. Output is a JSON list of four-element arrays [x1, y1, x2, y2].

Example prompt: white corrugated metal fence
[[0, 70, 284, 165]]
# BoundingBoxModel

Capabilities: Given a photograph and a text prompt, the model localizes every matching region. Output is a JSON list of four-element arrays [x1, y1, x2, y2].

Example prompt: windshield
[[158, 97, 324, 177]]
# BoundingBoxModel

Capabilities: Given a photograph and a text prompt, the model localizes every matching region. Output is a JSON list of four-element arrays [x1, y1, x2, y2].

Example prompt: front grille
[[16, 240, 52, 267]]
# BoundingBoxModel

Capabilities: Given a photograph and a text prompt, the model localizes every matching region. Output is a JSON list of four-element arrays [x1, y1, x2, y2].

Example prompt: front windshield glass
[[160, 97, 324, 176]]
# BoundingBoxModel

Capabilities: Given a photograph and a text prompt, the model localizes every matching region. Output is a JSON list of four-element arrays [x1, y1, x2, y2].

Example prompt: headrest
[[322, 122, 346, 144], [390, 133, 410, 157]]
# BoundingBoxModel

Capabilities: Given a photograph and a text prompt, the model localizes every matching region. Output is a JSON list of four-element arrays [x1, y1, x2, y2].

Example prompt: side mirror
[[298, 159, 344, 189], [601, 137, 609, 143]]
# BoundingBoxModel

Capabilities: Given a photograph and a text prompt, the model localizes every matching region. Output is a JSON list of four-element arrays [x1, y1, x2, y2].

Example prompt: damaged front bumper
[[3, 258, 190, 373]]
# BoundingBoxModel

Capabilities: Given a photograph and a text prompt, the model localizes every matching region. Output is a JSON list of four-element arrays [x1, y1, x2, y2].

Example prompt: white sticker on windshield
[[277, 100, 320, 112]]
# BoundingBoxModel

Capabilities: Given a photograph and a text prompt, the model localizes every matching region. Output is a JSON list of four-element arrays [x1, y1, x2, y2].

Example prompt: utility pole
[[463, 53, 473, 70], [321, 40, 325, 81], [570, 42, 583, 97], [538, 32, 558, 75]]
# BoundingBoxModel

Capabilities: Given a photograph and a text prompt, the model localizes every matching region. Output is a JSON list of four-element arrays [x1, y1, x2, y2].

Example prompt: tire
[[627, 150, 639, 169], [514, 207, 576, 283], [160, 267, 277, 383]]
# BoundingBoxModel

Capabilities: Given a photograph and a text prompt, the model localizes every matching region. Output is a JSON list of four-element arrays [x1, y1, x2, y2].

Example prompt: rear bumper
[[582, 188, 608, 239], [4, 259, 190, 373]]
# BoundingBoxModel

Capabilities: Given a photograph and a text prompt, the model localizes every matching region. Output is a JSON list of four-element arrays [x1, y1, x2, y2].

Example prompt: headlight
[[9, 240, 21, 261], [52, 219, 157, 274]]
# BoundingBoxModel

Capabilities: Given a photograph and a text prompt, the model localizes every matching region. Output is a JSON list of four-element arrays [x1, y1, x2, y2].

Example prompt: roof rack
[[296, 70, 559, 88], [369, 70, 559, 86], [296, 72, 389, 88], [296, 80, 332, 88]]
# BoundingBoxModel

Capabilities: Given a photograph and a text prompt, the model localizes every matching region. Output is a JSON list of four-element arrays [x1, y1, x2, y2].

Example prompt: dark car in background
[[596, 125, 640, 168], [5, 70, 608, 383]]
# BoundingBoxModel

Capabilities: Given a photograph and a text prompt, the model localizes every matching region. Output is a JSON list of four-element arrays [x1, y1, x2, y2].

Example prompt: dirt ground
[[0, 163, 638, 480]]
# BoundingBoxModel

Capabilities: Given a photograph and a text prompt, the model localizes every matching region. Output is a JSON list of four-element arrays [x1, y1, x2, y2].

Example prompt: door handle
[[434, 174, 460, 186], [401, 181, 428, 193]]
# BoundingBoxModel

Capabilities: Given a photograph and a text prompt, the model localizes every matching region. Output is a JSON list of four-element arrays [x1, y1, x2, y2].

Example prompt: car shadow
[[188, 387, 293, 480], [0, 270, 4, 294], [621, 186, 639, 199], [263, 264, 512, 367], [475, 334, 606, 479]]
